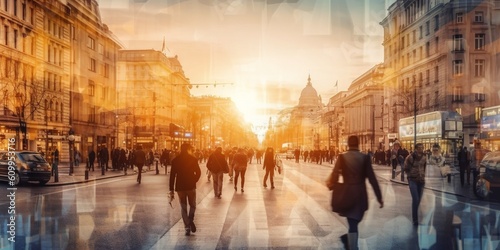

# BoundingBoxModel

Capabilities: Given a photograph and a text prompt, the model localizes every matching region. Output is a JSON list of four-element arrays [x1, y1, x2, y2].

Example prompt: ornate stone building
[[116, 50, 192, 151], [68, 0, 122, 159], [272, 76, 324, 150], [380, 0, 500, 148]]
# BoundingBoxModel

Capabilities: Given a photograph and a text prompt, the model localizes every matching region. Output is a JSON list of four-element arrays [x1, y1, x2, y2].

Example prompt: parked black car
[[474, 151, 500, 200], [0, 151, 52, 186]]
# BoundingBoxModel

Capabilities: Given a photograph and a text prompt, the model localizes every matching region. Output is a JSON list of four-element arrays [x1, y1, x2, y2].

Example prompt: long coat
[[332, 149, 383, 221]]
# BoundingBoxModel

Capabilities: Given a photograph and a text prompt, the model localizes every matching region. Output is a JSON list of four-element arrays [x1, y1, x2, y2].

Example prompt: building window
[[475, 33, 485, 50], [13, 0, 17, 16], [98, 43, 104, 54], [425, 41, 430, 57], [89, 58, 96, 72], [475, 106, 483, 123], [419, 26, 422, 39], [87, 36, 95, 50], [104, 63, 109, 77], [89, 106, 96, 123], [13, 29, 17, 49], [456, 12, 464, 23], [434, 66, 439, 83], [474, 59, 485, 77], [89, 81, 95, 96], [102, 86, 107, 99], [434, 91, 439, 107], [426, 69, 430, 85], [453, 34, 463, 51], [474, 86, 485, 102], [453, 60, 463, 76], [425, 21, 430, 35], [474, 11, 484, 23], [4, 25, 8, 45], [474, 93, 485, 102], [22, 3, 26, 20], [435, 36, 439, 53], [434, 15, 439, 30], [452, 87, 463, 102]]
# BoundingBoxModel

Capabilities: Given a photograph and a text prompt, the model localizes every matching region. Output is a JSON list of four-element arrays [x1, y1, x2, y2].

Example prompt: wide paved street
[[1, 159, 500, 250]]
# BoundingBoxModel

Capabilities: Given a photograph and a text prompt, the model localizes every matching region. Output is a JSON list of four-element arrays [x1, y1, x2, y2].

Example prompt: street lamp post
[[68, 129, 75, 176]]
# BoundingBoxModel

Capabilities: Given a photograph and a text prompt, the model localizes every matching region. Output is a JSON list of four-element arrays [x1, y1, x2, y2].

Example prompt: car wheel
[[39, 179, 49, 186], [13, 172, 21, 186], [474, 177, 490, 199]]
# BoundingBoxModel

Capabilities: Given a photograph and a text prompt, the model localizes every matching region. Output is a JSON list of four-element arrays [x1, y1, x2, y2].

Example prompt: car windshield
[[18, 153, 46, 162]]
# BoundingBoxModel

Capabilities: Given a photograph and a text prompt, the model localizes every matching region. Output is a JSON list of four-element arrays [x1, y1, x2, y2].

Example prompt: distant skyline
[[99, 0, 387, 127]]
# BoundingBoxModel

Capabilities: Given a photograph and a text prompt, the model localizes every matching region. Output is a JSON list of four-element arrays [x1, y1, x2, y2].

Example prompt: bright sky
[[99, 0, 388, 139]]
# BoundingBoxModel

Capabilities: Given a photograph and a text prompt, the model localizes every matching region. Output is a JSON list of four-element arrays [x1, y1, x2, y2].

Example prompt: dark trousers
[[137, 164, 143, 183], [459, 163, 471, 186], [409, 179, 425, 224], [234, 168, 247, 189], [263, 167, 274, 187], [347, 217, 361, 233], [177, 189, 197, 230]]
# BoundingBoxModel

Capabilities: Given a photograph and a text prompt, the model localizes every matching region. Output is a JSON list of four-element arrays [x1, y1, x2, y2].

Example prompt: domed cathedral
[[289, 75, 324, 151]]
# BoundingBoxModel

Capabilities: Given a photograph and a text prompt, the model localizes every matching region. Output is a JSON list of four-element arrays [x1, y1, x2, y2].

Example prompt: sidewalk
[[44, 162, 167, 186], [292, 159, 477, 201]]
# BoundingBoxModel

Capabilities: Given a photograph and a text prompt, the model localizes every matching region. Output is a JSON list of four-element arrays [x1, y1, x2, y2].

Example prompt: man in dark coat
[[457, 146, 470, 186], [134, 145, 146, 184], [206, 147, 228, 198], [88, 149, 96, 171], [169, 143, 201, 236], [331, 135, 383, 250], [100, 146, 109, 171]]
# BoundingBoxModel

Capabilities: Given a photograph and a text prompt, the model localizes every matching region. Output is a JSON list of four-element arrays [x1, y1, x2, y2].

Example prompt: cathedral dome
[[298, 75, 321, 107]]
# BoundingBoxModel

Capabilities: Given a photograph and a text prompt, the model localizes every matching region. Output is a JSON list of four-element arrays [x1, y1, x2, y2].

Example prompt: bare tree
[[1, 54, 48, 149], [390, 75, 445, 118]]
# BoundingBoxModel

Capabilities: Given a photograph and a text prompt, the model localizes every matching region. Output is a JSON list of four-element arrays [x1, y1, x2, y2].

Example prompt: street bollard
[[447, 173, 451, 183], [101, 162, 105, 176], [392, 168, 396, 179], [400, 166, 405, 181], [156, 160, 159, 175], [53, 162, 59, 183], [85, 161, 89, 180]]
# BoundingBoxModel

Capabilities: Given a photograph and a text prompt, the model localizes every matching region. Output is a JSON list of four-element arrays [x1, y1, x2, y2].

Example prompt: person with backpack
[[404, 143, 427, 226], [206, 147, 228, 199]]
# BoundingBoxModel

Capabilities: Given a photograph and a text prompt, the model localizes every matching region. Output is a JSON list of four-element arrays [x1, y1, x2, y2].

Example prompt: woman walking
[[231, 148, 248, 192], [262, 147, 276, 189]]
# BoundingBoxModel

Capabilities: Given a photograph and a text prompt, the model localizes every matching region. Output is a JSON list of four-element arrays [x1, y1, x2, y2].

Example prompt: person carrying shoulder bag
[[330, 136, 383, 250]]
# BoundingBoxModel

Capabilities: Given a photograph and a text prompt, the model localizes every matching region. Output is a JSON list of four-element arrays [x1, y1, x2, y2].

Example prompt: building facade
[[0, 0, 72, 161], [67, 0, 122, 159], [117, 50, 192, 151], [380, 0, 500, 149]]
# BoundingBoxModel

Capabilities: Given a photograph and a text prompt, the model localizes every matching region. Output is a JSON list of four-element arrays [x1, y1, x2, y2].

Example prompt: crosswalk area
[[151, 161, 388, 249]]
